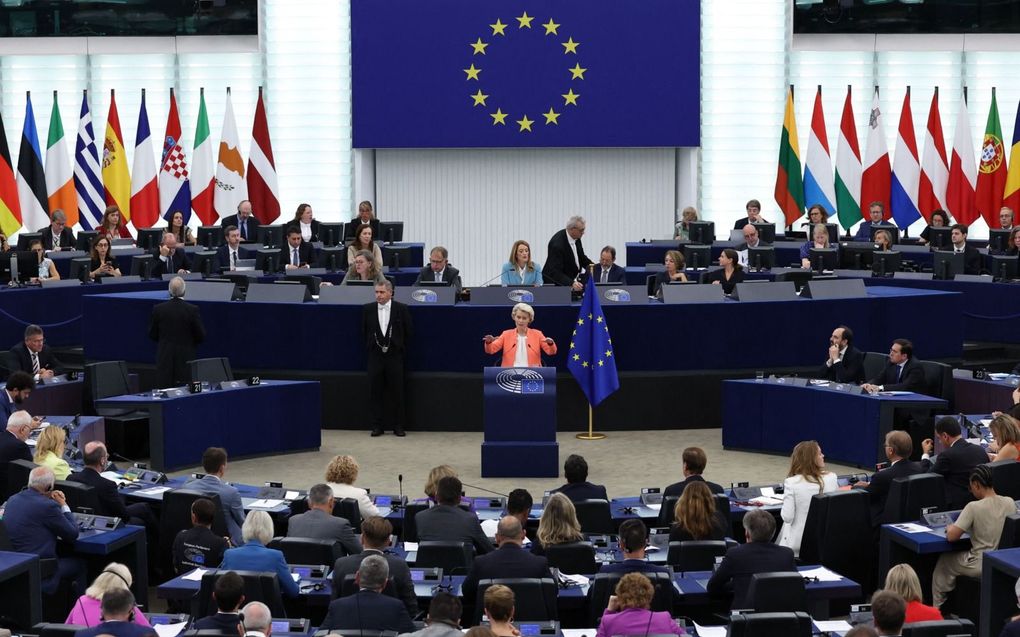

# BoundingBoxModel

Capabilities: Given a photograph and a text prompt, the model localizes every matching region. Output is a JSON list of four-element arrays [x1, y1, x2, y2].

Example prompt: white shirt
[[300, 221, 313, 242], [778, 472, 839, 556], [229, 248, 239, 268], [825, 345, 848, 368], [378, 301, 391, 335], [514, 333, 529, 367], [567, 237, 580, 269]]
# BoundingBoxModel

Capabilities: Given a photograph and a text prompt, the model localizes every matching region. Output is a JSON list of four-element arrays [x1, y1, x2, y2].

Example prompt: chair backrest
[[0, 518, 11, 550], [987, 460, 1020, 500], [402, 503, 429, 543], [335, 497, 363, 532], [473, 578, 558, 625], [900, 618, 976, 637], [3, 458, 36, 501], [726, 612, 813, 637], [312, 631, 398, 637], [268, 536, 344, 565], [0, 350, 17, 382], [657, 495, 679, 526], [587, 570, 673, 626], [862, 351, 887, 382], [414, 540, 472, 573], [31, 624, 82, 637], [160, 489, 229, 573], [543, 541, 596, 575], [194, 570, 285, 618], [188, 357, 234, 383], [83, 360, 133, 416], [999, 513, 1020, 550], [574, 499, 614, 535], [54, 479, 100, 513], [666, 540, 728, 572], [797, 490, 873, 590], [918, 360, 954, 404], [884, 473, 947, 525], [747, 572, 807, 613]]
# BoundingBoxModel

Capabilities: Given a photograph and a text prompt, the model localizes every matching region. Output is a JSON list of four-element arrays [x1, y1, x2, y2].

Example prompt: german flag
[[0, 110, 21, 238]]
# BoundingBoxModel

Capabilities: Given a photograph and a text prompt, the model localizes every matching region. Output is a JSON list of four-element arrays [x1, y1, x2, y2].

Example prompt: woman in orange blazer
[[483, 302, 557, 367]]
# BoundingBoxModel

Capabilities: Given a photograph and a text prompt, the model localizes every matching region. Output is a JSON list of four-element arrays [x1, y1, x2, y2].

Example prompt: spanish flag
[[103, 89, 131, 225], [775, 85, 805, 227]]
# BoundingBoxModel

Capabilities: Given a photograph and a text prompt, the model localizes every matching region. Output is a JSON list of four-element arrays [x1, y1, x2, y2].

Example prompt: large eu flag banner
[[351, 0, 700, 148]]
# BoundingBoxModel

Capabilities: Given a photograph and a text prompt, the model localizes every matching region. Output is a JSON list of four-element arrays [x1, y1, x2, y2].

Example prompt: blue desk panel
[[0, 550, 41, 627], [981, 548, 1020, 637], [878, 523, 969, 606], [74, 524, 148, 608]]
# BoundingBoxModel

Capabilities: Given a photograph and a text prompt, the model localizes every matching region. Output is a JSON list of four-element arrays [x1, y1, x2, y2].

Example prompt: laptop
[[235, 258, 256, 271], [640, 487, 663, 505], [923, 510, 961, 536], [647, 527, 670, 553]]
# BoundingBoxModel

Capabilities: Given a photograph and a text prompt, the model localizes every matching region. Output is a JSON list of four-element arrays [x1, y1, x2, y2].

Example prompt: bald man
[[68, 441, 158, 529], [461, 516, 551, 608]]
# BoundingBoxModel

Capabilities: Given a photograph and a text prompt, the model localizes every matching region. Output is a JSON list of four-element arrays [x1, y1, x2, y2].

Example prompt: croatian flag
[[159, 88, 191, 223]]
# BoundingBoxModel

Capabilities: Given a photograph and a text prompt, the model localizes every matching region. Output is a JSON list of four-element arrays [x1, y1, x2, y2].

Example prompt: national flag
[[247, 87, 280, 223], [45, 91, 76, 227], [918, 88, 949, 221], [130, 89, 159, 228], [0, 110, 22, 238], [215, 88, 246, 221], [861, 87, 892, 220], [160, 88, 192, 224], [102, 90, 131, 227], [890, 87, 922, 228], [1003, 99, 1020, 216], [191, 88, 216, 225], [568, 276, 620, 407], [947, 90, 977, 224], [803, 86, 836, 218], [17, 92, 50, 234], [74, 90, 106, 231], [976, 88, 1008, 229], [774, 85, 804, 227], [834, 85, 862, 232]]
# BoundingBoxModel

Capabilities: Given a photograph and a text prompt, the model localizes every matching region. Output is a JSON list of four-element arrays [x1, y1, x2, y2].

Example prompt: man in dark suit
[[220, 200, 260, 242], [148, 276, 205, 388], [172, 497, 228, 573], [854, 202, 897, 240], [598, 519, 669, 575], [707, 509, 796, 610], [0, 410, 34, 497], [551, 454, 608, 502], [331, 516, 418, 616], [67, 441, 158, 530], [543, 215, 592, 291], [0, 372, 34, 425], [462, 516, 551, 608], [663, 446, 724, 498], [183, 447, 246, 546], [949, 223, 983, 275], [37, 209, 75, 251], [862, 338, 925, 395], [414, 246, 462, 294], [10, 324, 64, 379], [153, 232, 191, 276], [193, 571, 244, 631], [215, 226, 243, 272], [320, 554, 416, 633], [853, 431, 925, 525], [76, 589, 155, 637], [593, 246, 625, 284], [416, 476, 494, 556], [362, 280, 413, 437], [239, 602, 275, 637], [733, 199, 767, 230], [820, 325, 865, 384], [345, 200, 380, 240], [279, 227, 314, 271], [286, 483, 361, 555], [920, 417, 991, 510]]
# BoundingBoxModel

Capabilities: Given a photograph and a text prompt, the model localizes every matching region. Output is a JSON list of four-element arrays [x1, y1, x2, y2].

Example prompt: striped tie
[[31, 352, 39, 375]]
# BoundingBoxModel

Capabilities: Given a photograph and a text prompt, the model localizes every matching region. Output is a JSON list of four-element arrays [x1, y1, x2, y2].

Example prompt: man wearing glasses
[[414, 246, 462, 295], [852, 430, 924, 526], [10, 324, 64, 380], [38, 209, 75, 251]]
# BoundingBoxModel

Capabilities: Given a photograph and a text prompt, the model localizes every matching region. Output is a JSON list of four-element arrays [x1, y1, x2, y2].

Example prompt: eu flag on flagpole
[[568, 276, 619, 407]]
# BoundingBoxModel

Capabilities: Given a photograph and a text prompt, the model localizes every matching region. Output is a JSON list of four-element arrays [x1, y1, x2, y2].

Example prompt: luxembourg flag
[[918, 87, 949, 220], [890, 87, 922, 228], [803, 86, 836, 217], [159, 88, 191, 223]]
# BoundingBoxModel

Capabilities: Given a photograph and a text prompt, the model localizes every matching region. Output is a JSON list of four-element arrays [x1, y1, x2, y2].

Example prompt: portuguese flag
[[775, 85, 805, 228]]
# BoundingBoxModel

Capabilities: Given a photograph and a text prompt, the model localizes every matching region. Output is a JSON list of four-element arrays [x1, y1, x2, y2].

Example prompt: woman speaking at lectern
[[483, 302, 557, 367]]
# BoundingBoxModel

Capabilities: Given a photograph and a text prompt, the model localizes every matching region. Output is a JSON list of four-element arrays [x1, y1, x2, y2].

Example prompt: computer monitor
[[189, 250, 219, 278], [871, 250, 902, 277], [379, 221, 404, 244], [990, 254, 1019, 281], [682, 244, 711, 269], [257, 225, 284, 248], [129, 254, 156, 279], [316, 246, 345, 271], [255, 248, 279, 274], [196, 225, 223, 249], [687, 221, 715, 245], [810, 223, 838, 245], [75, 230, 98, 252], [136, 228, 165, 250], [10, 251, 37, 283], [927, 226, 952, 250], [989, 228, 1012, 253], [318, 222, 344, 247], [933, 250, 964, 280], [383, 245, 414, 271], [808, 247, 837, 272], [69, 257, 92, 282], [344, 279, 376, 286], [750, 222, 775, 245], [839, 241, 878, 270], [747, 246, 775, 271], [281, 274, 321, 296], [15, 232, 42, 251], [870, 224, 900, 244]]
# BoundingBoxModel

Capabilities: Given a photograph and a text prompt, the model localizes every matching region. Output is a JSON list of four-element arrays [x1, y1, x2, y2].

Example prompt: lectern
[[481, 367, 559, 477]]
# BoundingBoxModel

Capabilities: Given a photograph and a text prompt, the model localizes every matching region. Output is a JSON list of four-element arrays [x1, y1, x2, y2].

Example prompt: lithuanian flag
[[775, 85, 805, 228]]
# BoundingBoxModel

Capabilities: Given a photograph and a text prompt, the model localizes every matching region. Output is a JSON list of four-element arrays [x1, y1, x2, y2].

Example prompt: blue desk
[[981, 548, 1020, 637], [0, 550, 41, 628], [74, 524, 148, 608], [722, 379, 948, 468], [878, 523, 968, 605], [954, 370, 1018, 414], [29, 415, 105, 452], [94, 380, 321, 472], [8, 377, 84, 419]]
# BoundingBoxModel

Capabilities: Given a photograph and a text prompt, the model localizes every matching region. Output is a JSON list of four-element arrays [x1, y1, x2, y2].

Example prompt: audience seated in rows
[[331, 515, 418, 616], [707, 509, 796, 609], [219, 510, 299, 598], [320, 553, 416, 633], [172, 497, 228, 574], [663, 446, 724, 498], [551, 454, 607, 502]]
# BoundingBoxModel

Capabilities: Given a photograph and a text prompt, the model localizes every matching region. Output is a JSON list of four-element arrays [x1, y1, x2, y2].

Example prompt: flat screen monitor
[[379, 221, 404, 243], [687, 221, 715, 245], [11, 251, 37, 283], [990, 254, 1019, 281], [871, 250, 901, 277], [383, 245, 414, 271], [810, 223, 838, 245], [196, 225, 224, 249], [774, 269, 814, 292], [808, 247, 837, 272], [869, 224, 900, 245], [933, 250, 964, 280], [989, 228, 1012, 253], [76, 231, 98, 252], [69, 257, 92, 282], [279, 275, 321, 296], [838, 241, 877, 269], [129, 254, 156, 279], [257, 225, 284, 248], [316, 246, 346, 271], [255, 248, 279, 274], [745, 246, 775, 271], [927, 226, 952, 250], [682, 244, 711, 269], [345, 279, 376, 286], [189, 250, 219, 277], [318, 222, 344, 246], [136, 228, 164, 250], [749, 222, 775, 245], [15, 232, 42, 251]]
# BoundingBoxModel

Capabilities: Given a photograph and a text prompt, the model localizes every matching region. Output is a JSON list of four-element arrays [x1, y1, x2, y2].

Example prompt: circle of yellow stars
[[569, 312, 613, 369], [462, 11, 588, 133]]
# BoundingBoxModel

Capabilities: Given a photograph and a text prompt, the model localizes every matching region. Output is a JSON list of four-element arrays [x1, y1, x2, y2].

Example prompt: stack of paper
[[800, 566, 843, 582], [182, 568, 208, 581], [136, 486, 172, 497], [153, 622, 188, 637], [248, 499, 285, 508], [748, 496, 783, 506]]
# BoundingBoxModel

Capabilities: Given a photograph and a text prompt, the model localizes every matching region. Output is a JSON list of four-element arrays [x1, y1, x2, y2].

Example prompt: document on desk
[[748, 496, 783, 506], [153, 622, 188, 637], [248, 499, 285, 509], [285, 490, 300, 500], [889, 522, 931, 534], [182, 568, 208, 581], [135, 486, 172, 496], [645, 503, 662, 512], [692, 623, 727, 637], [403, 542, 419, 552], [814, 620, 852, 632], [800, 566, 843, 581], [878, 391, 913, 396], [100, 471, 123, 481]]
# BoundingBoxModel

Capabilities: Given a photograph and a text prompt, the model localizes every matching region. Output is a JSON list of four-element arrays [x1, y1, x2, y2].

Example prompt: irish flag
[[45, 91, 76, 227], [774, 85, 804, 227]]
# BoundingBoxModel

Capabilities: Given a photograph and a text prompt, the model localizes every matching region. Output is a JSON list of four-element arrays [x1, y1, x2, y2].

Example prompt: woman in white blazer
[[777, 440, 838, 557], [325, 455, 380, 519]]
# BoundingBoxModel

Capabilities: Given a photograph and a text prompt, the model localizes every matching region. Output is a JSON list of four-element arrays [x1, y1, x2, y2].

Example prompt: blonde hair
[[33, 426, 66, 463], [991, 414, 1020, 447], [884, 563, 923, 603], [788, 440, 824, 493], [681, 206, 698, 222], [614, 572, 654, 610], [511, 302, 535, 322], [674, 481, 716, 540], [325, 455, 359, 485], [425, 465, 457, 499], [483, 584, 515, 622], [84, 563, 133, 600], [536, 493, 583, 547]]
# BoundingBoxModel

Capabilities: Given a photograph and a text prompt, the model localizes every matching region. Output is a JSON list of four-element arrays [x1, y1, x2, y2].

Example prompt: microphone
[[460, 481, 508, 498], [475, 270, 507, 287], [396, 473, 404, 510]]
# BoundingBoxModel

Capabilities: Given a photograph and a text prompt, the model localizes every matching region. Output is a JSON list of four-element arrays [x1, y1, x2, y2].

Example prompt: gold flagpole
[[576, 404, 606, 440]]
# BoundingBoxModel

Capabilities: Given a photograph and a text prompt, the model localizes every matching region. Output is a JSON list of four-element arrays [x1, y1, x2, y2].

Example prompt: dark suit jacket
[[215, 244, 244, 271], [415, 504, 494, 555], [9, 341, 63, 376], [957, 245, 983, 275], [76, 621, 155, 637], [414, 265, 462, 294], [542, 228, 592, 286], [278, 241, 315, 270], [706, 541, 796, 610], [921, 438, 992, 510], [870, 358, 925, 393], [663, 475, 725, 499], [704, 267, 745, 295], [346, 218, 381, 240], [598, 558, 670, 575], [148, 298, 205, 387], [320, 589, 416, 633], [220, 214, 261, 241], [593, 264, 625, 284], [859, 459, 925, 525], [362, 300, 413, 355], [551, 481, 608, 503], [331, 549, 418, 616], [152, 249, 192, 276], [3, 487, 79, 559], [0, 390, 16, 426], [37, 225, 75, 251], [820, 345, 865, 384], [461, 543, 551, 604], [854, 221, 896, 241], [67, 466, 131, 520], [193, 613, 242, 632], [0, 428, 31, 496]]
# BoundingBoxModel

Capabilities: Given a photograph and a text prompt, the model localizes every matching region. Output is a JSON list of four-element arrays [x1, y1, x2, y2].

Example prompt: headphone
[[98, 569, 136, 623]]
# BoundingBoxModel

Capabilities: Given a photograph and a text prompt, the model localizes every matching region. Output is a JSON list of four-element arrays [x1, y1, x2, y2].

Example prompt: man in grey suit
[[287, 483, 361, 555], [415, 476, 493, 556], [331, 516, 418, 617], [183, 447, 245, 546]]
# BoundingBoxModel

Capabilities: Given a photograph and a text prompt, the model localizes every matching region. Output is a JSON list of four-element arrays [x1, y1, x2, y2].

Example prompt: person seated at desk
[[347, 223, 383, 268], [462, 516, 551, 610], [12, 324, 64, 380], [705, 248, 744, 294], [75, 589, 155, 637], [532, 492, 583, 556], [0, 410, 34, 472], [96, 205, 132, 241], [153, 232, 191, 276], [220, 510, 299, 598], [800, 222, 835, 269], [398, 592, 463, 637], [3, 465, 86, 595], [735, 223, 763, 254], [874, 229, 894, 253], [66, 563, 152, 628], [320, 554, 416, 633], [424, 464, 457, 503], [171, 496, 228, 573], [215, 225, 243, 272], [948, 223, 983, 275], [652, 249, 687, 298], [415, 245, 462, 293], [1006, 227, 1020, 257], [287, 203, 321, 243], [854, 201, 897, 241], [500, 240, 542, 286], [861, 338, 925, 395], [1002, 206, 1016, 231], [674, 206, 698, 241], [483, 302, 557, 367], [919, 209, 951, 246], [279, 226, 313, 271], [870, 590, 907, 637], [27, 239, 59, 282], [988, 414, 1020, 462], [803, 203, 829, 228], [733, 198, 766, 230], [669, 481, 728, 542], [594, 245, 625, 284], [481, 585, 523, 637], [542, 215, 592, 292], [663, 446, 724, 498], [0, 373, 35, 424], [89, 235, 122, 279], [506, 488, 534, 533], [603, 519, 671, 574], [220, 199, 260, 242], [38, 209, 74, 251], [883, 563, 942, 623], [416, 476, 493, 555], [193, 570, 244, 632], [325, 454, 380, 519], [706, 509, 796, 610], [551, 453, 607, 502], [778, 440, 838, 557], [999, 578, 1020, 637], [166, 210, 196, 246], [70, 441, 158, 531], [240, 602, 274, 637], [921, 416, 992, 511], [932, 465, 1017, 610], [341, 249, 385, 285], [821, 324, 865, 384], [331, 515, 418, 617], [183, 447, 246, 546], [346, 200, 381, 241], [33, 425, 70, 480], [286, 483, 361, 554], [852, 431, 924, 526], [596, 572, 687, 637]]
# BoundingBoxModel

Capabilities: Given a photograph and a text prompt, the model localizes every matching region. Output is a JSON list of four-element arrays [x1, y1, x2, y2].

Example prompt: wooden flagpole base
[[575, 405, 606, 440]]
